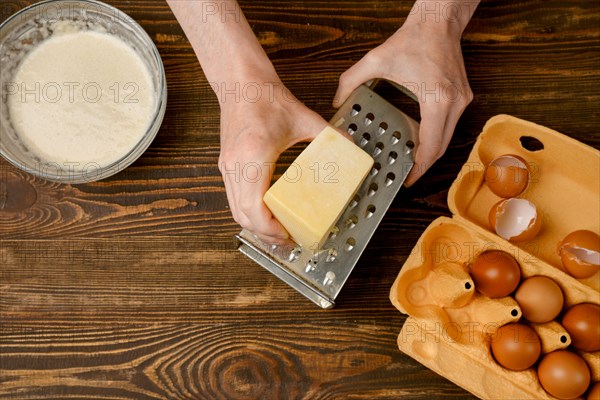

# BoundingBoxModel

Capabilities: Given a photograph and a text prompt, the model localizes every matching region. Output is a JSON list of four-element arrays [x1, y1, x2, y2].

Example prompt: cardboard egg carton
[[390, 115, 600, 399]]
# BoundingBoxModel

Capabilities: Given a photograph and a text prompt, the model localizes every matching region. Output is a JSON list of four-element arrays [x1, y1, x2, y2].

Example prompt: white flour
[[8, 27, 155, 168]]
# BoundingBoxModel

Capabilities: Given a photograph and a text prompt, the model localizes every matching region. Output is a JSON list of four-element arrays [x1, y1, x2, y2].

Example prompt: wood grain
[[1, 0, 599, 398]]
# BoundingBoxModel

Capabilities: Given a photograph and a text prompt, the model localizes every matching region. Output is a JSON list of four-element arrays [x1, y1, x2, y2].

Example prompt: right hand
[[218, 78, 329, 245]]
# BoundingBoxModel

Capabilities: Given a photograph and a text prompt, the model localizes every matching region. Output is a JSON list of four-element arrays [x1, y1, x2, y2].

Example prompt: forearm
[[403, 0, 480, 39], [167, 0, 278, 102]]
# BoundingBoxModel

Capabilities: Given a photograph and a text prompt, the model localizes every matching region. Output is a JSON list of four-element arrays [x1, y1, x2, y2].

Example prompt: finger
[[255, 230, 295, 247], [290, 108, 330, 144], [434, 102, 463, 161], [242, 223, 295, 248], [233, 177, 291, 244], [404, 103, 450, 187], [243, 199, 289, 240], [222, 164, 243, 224], [333, 54, 380, 108], [237, 162, 290, 241]]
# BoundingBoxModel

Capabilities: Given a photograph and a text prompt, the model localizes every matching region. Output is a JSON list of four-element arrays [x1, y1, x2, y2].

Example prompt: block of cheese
[[264, 126, 374, 251]]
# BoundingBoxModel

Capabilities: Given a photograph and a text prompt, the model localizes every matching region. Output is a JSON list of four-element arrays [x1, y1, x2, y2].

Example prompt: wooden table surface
[[1, 0, 599, 399]]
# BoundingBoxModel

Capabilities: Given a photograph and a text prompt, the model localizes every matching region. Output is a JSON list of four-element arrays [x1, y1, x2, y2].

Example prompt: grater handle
[[366, 79, 419, 103]]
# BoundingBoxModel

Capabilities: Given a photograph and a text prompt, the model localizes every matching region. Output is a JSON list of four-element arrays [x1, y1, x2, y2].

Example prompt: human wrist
[[210, 61, 285, 110]]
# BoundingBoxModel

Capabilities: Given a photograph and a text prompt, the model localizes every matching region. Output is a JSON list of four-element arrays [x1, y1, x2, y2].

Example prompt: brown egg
[[562, 303, 600, 352], [515, 276, 564, 323], [470, 250, 521, 298], [484, 154, 530, 198], [490, 323, 541, 371], [538, 350, 591, 400], [489, 198, 542, 242], [588, 382, 600, 400], [560, 230, 600, 279]]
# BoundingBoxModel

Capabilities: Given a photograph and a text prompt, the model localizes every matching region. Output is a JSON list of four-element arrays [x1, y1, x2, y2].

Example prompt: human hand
[[333, 10, 474, 186], [167, 0, 345, 244], [218, 78, 329, 244]]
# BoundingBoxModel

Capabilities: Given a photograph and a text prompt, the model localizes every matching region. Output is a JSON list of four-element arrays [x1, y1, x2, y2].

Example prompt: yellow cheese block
[[264, 126, 374, 251]]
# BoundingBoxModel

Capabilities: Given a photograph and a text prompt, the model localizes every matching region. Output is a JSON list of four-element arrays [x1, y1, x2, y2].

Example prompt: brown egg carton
[[390, 115, 600, 399]]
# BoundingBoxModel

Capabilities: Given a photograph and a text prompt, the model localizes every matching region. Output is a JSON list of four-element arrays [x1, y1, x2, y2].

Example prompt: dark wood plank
[[0, 322, 469, 400], [1, 238, 473, 399], [1, 0, 599, 398], [1, 237, 418, 322]]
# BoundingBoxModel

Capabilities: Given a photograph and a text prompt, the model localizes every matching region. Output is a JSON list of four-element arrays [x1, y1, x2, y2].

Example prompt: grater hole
[[360, 132, 371, 147], [365, 205, 376, 218], [349, 194, 360, 209], [347, 123, 357, 135], [385, 172, 395, 186], [351, 104, 361, 116], [406, 140, 415, 153], [344, 238, 356, 252], [373, 142, 384, 157], [391, 131, 401, 145], [326, 248, 338, 263], [345, 215, 358, 229], [329, 226, 340, 239], [378, 122, 388, 135], [288, 247, 302, 262], [388, 151, 398, 165], [305, 259, 316, 273], [365, 112, 375, 126], [324, 270, 336, 284], [368, 182, 378, 196], [370, 162, 381, 176]]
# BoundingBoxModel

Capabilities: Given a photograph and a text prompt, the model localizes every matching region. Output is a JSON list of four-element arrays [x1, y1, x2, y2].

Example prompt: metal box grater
[[235, 80, 419, 308]]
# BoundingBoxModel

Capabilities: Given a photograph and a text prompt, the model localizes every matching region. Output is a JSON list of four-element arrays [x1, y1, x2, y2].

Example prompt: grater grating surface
[[236, 82, 419, 308]]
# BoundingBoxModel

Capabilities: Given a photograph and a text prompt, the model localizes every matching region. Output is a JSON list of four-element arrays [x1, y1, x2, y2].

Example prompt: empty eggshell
[[559, 230, 600, 279], [484, 154, 530, 198], [489, 198, 542, 242]]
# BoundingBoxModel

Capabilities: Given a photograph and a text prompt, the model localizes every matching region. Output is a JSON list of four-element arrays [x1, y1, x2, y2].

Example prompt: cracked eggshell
[[559, 230, 600, 279], [488, 198, 542, 242], [484, 154, 530, 198]]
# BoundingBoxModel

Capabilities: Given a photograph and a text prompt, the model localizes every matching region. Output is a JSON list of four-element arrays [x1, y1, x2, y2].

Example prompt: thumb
[[290, 108, 330, 143], [333, 55, 379, 108], [293, 109, 355, 145]]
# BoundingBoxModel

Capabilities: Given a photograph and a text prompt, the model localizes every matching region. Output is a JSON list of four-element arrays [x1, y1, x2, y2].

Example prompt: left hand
[[333, 16, 473, 186]]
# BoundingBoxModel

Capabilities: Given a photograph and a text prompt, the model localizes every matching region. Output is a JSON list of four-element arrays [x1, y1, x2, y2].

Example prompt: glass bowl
[[0, 0, 167, 183]]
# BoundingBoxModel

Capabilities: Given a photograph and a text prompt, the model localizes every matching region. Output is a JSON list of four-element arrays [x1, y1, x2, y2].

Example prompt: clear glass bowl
[[0, 0, 167, 183]]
